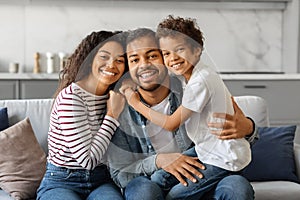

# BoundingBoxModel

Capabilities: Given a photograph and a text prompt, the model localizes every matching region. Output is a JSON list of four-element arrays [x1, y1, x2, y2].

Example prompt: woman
[[37, 31, 127, 200]]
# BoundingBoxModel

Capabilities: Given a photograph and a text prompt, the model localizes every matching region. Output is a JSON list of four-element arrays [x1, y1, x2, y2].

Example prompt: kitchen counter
[[220, 73, 300, 80], [0, 73, 300, 80], [0, 73, 59, 80]]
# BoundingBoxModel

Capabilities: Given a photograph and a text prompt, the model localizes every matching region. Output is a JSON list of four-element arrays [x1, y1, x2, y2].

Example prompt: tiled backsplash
[[0, 0, 298, 73]]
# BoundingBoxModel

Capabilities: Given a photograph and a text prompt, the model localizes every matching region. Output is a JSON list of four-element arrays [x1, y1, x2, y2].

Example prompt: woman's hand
[[106, 91, 125, 119], [208, 97, 254, 140]]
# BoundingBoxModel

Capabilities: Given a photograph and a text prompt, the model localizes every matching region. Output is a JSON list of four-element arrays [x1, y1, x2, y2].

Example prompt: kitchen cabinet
[[20, 80, 57, 99], [0, 80, 19, 100], [0, 73, 59, 100], [224, 79, 300, 126]]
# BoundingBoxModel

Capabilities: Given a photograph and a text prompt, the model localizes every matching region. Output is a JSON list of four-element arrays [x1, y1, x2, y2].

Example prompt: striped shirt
[[47, 83, 119, 170]]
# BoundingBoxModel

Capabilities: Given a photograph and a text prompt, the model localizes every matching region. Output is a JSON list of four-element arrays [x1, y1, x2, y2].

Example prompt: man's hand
[[156, 153, 205, 186], [208, 97, 254, 140]]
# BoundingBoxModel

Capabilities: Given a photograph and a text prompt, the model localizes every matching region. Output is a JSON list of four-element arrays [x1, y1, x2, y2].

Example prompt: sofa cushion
[[242, 125, 299, 183], [0, 107, 9, 131], [234, 96, 269, 127], [0, 117, 46, 200], [0, 99, 53, 154], [251, 181, 300, 200]]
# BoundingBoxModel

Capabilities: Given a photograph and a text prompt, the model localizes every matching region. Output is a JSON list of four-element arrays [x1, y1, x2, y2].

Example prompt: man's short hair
[[126, 28, 158, 47]]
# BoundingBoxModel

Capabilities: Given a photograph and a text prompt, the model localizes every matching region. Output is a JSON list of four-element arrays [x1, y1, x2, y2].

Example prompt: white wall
[[0, 0, 297, 73]]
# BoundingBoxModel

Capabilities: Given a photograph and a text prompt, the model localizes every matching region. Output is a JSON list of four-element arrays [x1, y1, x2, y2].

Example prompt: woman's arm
[[57, 92, 124, 170]]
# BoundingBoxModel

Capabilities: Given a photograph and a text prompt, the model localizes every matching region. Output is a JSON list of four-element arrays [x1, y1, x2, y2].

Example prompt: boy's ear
[[194, 47, 202, 57]]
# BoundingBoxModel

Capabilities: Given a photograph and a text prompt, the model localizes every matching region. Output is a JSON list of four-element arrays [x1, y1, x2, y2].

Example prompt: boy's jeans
[[151, 147, 231, 200], [37, 162, 123, 200]]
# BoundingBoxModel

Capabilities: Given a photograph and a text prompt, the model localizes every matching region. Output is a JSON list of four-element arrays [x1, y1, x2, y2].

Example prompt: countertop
[[0, 72, 300, 80], [0, 73, 59, 80], [220, 73, 300, 80]]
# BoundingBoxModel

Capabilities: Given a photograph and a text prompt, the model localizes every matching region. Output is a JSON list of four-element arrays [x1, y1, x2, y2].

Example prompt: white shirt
[[146, 94, 180, 153], [180, 63, 251, 171]]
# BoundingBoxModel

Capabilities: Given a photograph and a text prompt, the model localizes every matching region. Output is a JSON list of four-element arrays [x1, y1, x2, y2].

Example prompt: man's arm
[[207, 97, 258, 144], [107, 128, 157, 188]]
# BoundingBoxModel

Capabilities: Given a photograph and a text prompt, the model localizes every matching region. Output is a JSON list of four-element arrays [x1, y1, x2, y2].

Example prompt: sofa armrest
[[294, 143, 300, 179], [233, 96, 270, 127]]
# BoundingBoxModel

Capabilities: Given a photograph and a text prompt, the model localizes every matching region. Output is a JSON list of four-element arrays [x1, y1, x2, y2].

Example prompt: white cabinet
[[224, 79, 300, 126]]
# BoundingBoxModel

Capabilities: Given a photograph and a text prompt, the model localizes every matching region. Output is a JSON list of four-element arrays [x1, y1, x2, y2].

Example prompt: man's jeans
[[37, 162, 123, 200], [151, 147, 232, 200], [125, 175, 254, 200]]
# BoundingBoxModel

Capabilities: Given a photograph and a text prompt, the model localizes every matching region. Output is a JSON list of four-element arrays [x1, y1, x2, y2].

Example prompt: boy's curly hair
[[157, 15, 204, 50], [53, 30, 127, 98]]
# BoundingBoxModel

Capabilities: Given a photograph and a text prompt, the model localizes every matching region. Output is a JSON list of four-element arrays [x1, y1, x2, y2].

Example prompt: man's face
[[126, 36, 168, 91]]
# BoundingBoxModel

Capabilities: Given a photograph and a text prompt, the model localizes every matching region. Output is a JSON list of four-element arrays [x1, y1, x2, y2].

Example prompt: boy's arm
[[125, 89, 192, 132]]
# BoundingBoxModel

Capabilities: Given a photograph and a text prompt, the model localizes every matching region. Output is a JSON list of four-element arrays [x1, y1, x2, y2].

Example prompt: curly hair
[[156, 15, 204, 51], [53, 30, 127, 98]]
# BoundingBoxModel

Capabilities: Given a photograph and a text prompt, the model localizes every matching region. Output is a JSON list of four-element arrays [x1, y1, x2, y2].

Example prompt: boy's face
[[126, 35, 168, 91], [159, 35, 201, 80]]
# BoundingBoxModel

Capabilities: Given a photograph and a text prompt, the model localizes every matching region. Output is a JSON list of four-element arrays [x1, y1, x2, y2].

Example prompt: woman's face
[[91, 41, 125, 86]]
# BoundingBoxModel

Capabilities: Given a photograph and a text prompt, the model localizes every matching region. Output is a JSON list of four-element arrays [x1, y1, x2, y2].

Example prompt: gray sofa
[[0, 96, 299, 200]]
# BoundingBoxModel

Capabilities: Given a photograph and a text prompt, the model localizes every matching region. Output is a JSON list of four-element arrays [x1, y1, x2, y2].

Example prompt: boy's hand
[[123, 88, 140, 107], [119, 78, 137, 95]]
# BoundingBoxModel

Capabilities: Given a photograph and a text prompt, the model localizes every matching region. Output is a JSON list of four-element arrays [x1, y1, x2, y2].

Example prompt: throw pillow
[[0, 117, 46, 200], [0, 107, 9, 131], [242, 125, 299, 183]]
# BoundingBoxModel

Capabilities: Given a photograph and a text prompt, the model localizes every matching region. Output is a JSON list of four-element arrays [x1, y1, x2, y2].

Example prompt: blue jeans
[[37, 162, 123, 200], [151, 147, 231, 199], [124, 176, 164, 200], [202, 175, 254, 200], [125, 175, 254, 200]]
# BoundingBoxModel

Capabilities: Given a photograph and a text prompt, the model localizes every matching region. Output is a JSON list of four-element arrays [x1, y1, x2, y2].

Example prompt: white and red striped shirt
[[47, 83, 119, 170]]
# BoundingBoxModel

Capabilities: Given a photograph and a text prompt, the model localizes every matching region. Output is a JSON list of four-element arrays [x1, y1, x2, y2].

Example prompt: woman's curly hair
[[53, 30, 127, 98], [156, 15, 204, 51]]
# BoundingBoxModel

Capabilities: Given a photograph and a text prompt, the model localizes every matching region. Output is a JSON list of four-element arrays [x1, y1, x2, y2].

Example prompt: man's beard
[[136, 66, 168, 92], [139, 83, 162, 92]]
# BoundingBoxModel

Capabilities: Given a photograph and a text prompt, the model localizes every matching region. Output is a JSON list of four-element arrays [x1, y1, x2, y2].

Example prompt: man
[[107, 28, 257, 200]]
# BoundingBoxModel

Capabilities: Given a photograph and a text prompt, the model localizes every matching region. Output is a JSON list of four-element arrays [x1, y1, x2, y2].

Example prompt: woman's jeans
[[151, 147, 232, 200], [37, 162, 123, 200]]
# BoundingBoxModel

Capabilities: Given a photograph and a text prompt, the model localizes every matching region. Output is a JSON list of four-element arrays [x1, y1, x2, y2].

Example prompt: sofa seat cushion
[[251, 181, 300, 200]]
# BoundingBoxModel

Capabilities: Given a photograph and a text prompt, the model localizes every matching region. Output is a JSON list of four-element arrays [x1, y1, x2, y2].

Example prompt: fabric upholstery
[[0, 107, 9, 131], [242, 125, 299, 183], [0, 118, 46, 200]]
